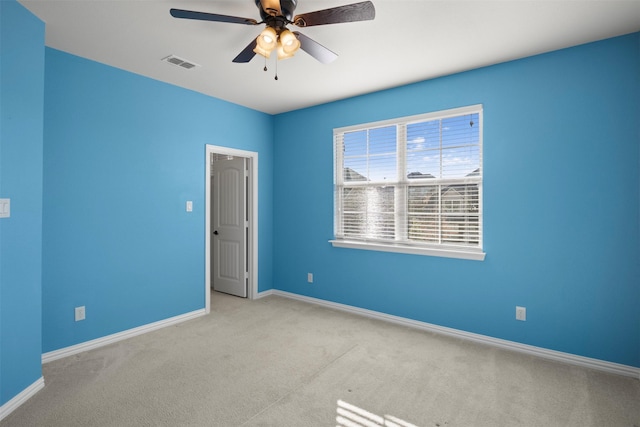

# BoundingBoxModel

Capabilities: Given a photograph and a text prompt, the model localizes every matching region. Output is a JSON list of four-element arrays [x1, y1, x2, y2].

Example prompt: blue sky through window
[[343, 113, 479, 182], [344, 126, 397, 182], [407, 113, 480, 179]]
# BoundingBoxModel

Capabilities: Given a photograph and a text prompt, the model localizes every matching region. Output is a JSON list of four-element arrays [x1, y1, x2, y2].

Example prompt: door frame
[[205, 144, 258, 313]]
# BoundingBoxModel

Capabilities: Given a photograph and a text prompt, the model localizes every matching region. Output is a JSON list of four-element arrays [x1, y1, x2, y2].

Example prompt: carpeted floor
[[2, 292, 639, 426]]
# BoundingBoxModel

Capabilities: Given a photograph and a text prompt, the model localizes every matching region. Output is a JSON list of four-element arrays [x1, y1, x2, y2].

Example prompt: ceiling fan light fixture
[[279, 29, 300, 55], [254, 27, 277, 58], [276, 44, 295, 60], [256, 27, 277, 49], [253, 45, 273, 58]]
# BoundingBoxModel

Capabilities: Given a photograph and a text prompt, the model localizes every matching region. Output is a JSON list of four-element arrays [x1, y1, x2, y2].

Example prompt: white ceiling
[[18, 0, 640, 115]]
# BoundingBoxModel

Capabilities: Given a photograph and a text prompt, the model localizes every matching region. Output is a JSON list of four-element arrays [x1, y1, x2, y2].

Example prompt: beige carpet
[[2, 292, 639, 426]]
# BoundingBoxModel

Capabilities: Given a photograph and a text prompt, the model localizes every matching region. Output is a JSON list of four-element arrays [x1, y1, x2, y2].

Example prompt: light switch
[[186, 201, 193, 212], [0, 199, 10, 218]]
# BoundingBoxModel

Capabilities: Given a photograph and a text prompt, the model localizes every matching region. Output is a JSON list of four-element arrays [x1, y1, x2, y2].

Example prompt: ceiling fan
[[170, 0, 375, 65]]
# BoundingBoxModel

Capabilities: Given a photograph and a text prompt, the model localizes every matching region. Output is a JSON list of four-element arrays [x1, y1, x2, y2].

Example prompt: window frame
[[331, 104, 486, 261]]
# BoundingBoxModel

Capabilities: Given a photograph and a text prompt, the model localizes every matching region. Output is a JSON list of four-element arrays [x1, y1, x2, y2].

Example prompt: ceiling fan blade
[[232, 38, 258, 63], [170, 9, 258, 25], [292, 32, 338, 64], [293, 1, 375, 27]]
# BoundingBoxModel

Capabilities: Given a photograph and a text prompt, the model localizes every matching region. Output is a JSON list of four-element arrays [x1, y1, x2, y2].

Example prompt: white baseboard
[[42, 309, 207, 364], [0, 376, 45, 422], [255, 289, 275, 299], [272, 290, 640, 380]]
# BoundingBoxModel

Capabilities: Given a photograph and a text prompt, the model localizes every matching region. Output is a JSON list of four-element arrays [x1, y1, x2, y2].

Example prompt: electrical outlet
[[307, 273, 313, 283], [75, 306, 86, 322], [516, 306, 526, 321], [0, 199, 10, 218]]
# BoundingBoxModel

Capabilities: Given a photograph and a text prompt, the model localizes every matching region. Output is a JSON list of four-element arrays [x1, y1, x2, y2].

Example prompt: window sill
[[329, 240, 486, 261]]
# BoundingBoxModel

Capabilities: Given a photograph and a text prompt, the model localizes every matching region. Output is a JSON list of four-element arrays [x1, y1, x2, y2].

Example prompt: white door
[[211, 156, 247, 297]]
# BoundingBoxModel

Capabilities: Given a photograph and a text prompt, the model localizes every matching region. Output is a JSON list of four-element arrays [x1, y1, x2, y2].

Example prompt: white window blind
[[333, 105, 483, 258]]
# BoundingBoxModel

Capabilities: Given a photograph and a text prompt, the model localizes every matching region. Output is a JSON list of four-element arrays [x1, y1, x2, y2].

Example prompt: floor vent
[[162, 55, 200, 70]]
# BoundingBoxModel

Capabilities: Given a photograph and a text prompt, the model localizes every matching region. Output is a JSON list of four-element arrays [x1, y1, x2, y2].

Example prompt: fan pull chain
[[274, 57, 278, 81], [261, 55, 278, 80]]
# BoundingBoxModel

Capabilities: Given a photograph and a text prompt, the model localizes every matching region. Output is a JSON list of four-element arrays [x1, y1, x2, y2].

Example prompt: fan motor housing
[[255, 0, 298, 21]]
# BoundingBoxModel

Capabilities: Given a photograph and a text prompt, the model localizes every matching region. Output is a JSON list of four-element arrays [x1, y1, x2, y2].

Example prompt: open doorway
[[205, 145, 258, 314]]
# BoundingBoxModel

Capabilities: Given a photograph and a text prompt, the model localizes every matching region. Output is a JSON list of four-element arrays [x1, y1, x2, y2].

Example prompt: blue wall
[[42, 49, 273, 352], [273, 33, 640, 367], [1, 9, 638, 412], [0, 0, 45, 406]]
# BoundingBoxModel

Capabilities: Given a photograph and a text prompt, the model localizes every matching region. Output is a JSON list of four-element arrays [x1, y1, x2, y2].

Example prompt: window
[[332, 105, 485, 260]]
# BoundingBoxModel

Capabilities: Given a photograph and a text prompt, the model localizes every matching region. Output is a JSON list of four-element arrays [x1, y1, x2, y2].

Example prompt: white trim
[[205, 145, 259, 309], [42, 309, 206, 364], [0, 377, 45, 422], [330, 239, 486, 261], [334, 104, 484, 134], [255, 289, 276, 299], [272, 290, 639, 379]]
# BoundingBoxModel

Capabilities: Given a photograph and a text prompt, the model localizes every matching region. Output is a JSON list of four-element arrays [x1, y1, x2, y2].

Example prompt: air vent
[[162, 55, 200, 70]]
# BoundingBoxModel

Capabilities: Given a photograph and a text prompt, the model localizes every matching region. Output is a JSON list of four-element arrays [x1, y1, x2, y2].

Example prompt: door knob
[[213, 230, 219, 235]]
